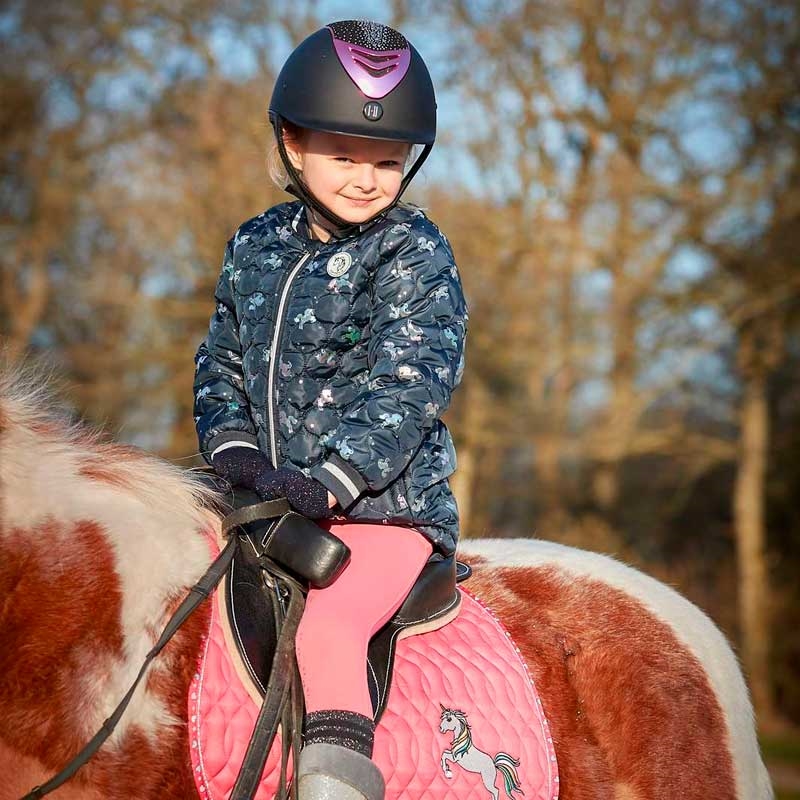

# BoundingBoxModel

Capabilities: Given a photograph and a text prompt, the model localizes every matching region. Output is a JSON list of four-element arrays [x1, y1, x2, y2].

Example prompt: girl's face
[[284, 130, 410, 230]]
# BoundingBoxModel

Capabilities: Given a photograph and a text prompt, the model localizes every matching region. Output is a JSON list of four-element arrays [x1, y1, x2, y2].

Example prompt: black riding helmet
[[269, 20, 437, 233]]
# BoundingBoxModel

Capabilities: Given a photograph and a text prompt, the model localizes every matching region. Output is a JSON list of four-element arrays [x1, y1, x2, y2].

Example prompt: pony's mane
[[0, 358, 224, 753], [0, 360, 221, 532]]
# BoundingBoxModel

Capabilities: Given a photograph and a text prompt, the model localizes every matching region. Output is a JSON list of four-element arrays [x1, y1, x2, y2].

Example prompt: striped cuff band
[[312, 455, 368, 508], [210, 440, 260, 460]]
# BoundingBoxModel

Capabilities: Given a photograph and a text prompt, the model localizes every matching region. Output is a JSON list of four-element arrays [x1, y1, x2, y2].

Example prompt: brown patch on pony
[[78, 458, 135, 490], [457, 552, 487, 568], [27, 419, 64, 440], [466, 564, 737, 800], [0, 519, 124, 767], [0, 517, 207, 799], [0, 738, 106, 800]]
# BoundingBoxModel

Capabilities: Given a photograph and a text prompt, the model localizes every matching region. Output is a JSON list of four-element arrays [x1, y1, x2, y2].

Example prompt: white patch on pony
[[75, 645, 181, 744], [458, 538, 773, 800], [0, 373, 218, 742]]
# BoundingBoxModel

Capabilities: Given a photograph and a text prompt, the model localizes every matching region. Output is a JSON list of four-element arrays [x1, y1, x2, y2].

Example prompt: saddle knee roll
[[264, 512, 351, 589]]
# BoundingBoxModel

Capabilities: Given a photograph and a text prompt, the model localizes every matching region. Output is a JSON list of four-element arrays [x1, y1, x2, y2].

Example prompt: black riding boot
[[297, 710, 385, 800]]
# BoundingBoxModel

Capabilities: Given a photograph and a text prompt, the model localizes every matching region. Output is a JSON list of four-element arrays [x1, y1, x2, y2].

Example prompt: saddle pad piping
[[191, 627, 214, 792]]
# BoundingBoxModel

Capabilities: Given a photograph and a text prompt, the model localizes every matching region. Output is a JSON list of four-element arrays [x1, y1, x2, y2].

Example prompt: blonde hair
[[267, 141, 288, 189], [267, 121, 304, 190]]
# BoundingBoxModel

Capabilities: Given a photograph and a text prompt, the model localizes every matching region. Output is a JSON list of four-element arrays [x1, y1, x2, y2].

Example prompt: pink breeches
[[295, 523, 432, 716]]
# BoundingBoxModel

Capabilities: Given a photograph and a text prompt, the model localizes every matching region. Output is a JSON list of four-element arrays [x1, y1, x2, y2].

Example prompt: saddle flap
[[224, 536, 280, 695], [392, 555, 458, 624]]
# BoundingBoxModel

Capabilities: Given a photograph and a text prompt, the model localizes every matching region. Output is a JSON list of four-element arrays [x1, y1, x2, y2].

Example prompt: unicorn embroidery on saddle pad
[[189, 584, 559, 800], [439, 707, 525, 800]]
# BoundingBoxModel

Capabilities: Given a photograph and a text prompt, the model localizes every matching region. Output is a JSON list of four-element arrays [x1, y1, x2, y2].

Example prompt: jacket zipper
[[267, 250, 313, 465]]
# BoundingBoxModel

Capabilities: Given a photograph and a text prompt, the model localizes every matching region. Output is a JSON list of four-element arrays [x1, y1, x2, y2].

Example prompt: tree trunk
[[733, 367, 775, 726], [2, 252, 49, 363], [449, 378, 490, 539], [592, 286, 638, 512]]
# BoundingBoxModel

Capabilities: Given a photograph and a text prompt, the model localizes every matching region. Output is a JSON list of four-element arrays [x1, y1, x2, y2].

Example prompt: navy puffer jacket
[[193, 201, 467, 554]]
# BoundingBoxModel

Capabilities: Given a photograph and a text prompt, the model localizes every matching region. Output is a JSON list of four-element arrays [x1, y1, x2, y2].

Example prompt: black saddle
[[224, 488, 470, 722]]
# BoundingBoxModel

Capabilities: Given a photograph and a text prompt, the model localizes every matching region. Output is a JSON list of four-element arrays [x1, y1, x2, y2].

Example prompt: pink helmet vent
[[328, 20, 412, 100]]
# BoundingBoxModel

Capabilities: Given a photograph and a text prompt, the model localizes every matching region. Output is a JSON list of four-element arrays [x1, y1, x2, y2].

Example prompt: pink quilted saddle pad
[[189, 584, 559, 800]]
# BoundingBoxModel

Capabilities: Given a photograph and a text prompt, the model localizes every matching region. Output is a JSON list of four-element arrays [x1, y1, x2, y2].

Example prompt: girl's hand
[[254, 468, 332, 519], [211, 446, 273, 490]]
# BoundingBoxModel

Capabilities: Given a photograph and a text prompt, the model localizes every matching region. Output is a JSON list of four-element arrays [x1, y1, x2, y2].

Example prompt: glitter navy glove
[[254, 468, 333, 519], [211, 446, 273, 490]]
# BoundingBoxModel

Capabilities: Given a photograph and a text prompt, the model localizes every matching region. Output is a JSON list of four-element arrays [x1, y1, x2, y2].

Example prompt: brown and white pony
[[0, 369, 773, 800]]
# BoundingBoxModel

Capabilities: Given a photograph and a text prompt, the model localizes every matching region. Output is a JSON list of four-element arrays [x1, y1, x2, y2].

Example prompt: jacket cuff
[[311, 454, 368, 509], [205, 431, 259, 462]]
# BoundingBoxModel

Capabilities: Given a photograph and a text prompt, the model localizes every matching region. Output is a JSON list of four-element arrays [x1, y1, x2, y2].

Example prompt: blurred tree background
[[1, 0, 798, 747]]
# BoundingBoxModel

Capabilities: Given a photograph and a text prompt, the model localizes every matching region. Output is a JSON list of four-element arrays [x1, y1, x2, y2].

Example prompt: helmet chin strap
[[272, 116, 433, 238]]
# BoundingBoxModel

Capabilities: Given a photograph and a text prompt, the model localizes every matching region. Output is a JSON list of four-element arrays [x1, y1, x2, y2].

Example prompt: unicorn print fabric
[[193, 202, 467, 555]]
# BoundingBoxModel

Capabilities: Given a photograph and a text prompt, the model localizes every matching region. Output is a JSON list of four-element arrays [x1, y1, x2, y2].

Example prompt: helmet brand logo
[[363, 101, 383, 121], [327, 252, 353, 277]]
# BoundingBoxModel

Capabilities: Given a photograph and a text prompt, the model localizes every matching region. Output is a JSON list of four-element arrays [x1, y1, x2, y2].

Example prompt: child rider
[[193, 19, 468, 800]]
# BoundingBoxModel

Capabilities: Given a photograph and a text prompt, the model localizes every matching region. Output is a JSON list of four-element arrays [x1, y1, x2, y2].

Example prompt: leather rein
[[20, 498, 303, 800]]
